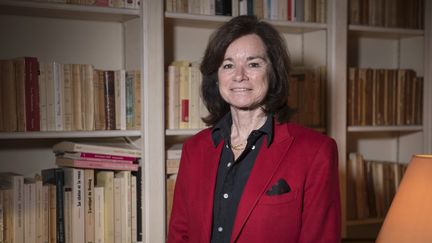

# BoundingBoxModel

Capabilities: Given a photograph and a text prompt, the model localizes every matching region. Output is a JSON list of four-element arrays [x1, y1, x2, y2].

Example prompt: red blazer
[[168, 122, 341, 243]]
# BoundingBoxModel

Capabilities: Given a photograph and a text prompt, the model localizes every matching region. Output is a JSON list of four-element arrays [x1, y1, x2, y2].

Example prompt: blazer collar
[[231, 122, 294, 242]]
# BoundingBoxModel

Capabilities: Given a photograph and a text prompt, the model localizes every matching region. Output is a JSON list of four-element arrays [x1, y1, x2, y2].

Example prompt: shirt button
[[218, 227, 223, 232], [225, 144, 229, 149], [227, 162, 232, 167], [251, 145, 256, 150], [223, 193, 229, 199]]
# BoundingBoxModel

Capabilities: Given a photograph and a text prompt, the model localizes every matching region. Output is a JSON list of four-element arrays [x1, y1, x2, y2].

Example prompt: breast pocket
[[257, 189, 298, 205]]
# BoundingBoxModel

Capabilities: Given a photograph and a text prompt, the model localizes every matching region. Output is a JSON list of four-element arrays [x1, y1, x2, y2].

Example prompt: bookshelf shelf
[[347, 125, 423, 133], [165, 128, 203, 136], [0, 130, 142, 139], [165, 12, 327, 33], [0, 0, 140, 22], [349, 24, 424, 39]]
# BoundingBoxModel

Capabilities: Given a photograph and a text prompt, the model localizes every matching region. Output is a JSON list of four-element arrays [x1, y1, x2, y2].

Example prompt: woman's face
[[217, 34, 269, 110]]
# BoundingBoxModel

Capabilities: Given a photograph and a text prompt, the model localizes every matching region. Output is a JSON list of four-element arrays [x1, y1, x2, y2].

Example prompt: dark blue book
[[42, 168, 65, 243]]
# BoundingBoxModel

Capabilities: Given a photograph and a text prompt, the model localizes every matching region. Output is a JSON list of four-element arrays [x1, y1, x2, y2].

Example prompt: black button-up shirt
[[210, 113, 273, 243]]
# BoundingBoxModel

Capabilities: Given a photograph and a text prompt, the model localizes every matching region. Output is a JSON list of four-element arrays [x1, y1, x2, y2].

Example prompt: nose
[[233, 66, 248, 82]]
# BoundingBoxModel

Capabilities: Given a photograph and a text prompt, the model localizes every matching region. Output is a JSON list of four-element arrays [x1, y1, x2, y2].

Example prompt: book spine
[[56, 158, 139, 171], [54, 62, 64, 131], [25, 57, 41, 131], [125, 71, 134, 130], [72, 152, 136, 162], [14, 58, 27, 132], [84, 169, 95, 243], [94, 187, 105, 243], [104, 70, 116, 130]]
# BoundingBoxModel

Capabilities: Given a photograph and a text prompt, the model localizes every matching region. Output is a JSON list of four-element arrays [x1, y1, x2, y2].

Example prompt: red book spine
[[181, 99, 189, 122], [25, 57, 40, 131]]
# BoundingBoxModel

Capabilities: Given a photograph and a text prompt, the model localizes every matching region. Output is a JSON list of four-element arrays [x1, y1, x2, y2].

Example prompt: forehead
[[224, 34, 266, 56]]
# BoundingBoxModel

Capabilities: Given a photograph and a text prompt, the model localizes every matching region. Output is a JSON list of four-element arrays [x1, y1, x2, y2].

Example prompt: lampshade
[[376, 154, 432, 243]]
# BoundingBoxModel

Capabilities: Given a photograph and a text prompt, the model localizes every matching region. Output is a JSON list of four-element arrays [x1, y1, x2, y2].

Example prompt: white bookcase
[[0, 0, 430, 242]]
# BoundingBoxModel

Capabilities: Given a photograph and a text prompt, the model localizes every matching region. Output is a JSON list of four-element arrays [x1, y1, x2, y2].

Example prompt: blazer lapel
[[231, 124, 294, 242], [200, 140, 224, 242]]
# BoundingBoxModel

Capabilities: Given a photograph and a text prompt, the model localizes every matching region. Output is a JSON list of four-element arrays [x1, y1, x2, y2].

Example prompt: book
[[0, 60, 18, 132], [94, 70, 106, 130], [94, 186, 105, 243], [63, 168, 85, 243], [84, 169, 95, 243], [53, 141, 141, 158], [72, 64, 83, 130], [96, 171, 114, 243], [56, 157, 139, 171], [62, 63, 73, 131], [104, 70, 116, 130], [82, 64, 95, 131], [0, 172, 25, 243], [57, 151, 137, 162], [41, 168, 65, 243], [166, 143, 182, 160], [24, 178, 37, 242]]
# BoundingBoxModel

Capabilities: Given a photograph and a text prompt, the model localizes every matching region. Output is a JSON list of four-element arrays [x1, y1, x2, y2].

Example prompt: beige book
[[62, 64, 73, 131], [81, 64, 95, 131], [94, 186, 105, 243], [84, 169, 95, 243], [115, 171, 132, 243], [63, 168, 85, 243], [115, 69, 126, 130], [0, 172, 24, 243], [39, 63, 48, 131], [96, 171, 114, 243], [72, 64, 83, 130]]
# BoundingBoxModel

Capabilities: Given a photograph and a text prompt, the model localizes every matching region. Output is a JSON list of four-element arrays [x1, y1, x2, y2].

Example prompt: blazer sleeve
[[167, 143, 191, 243], [299, 138, 341, 243]]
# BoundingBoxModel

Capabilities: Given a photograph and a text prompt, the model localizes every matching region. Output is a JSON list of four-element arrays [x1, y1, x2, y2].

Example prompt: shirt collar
[[211, 113, 274, 148]]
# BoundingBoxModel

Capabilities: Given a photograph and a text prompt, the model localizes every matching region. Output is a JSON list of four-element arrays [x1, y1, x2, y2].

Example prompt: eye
[[222, 63, 233, 69], [249, 62, 261, 68]]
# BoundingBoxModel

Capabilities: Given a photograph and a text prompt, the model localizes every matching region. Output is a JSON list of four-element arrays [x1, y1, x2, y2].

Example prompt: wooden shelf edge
[[0, 0, 140, 22], [0, 130, 142, 139], [165, 128, 205, 136], [347, 125, 423, 132], [349, 24, 424, 38], [165, 12, 327, 33]]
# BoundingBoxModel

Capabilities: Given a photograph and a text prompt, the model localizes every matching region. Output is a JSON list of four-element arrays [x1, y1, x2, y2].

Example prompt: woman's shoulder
[[280, 122, 334, 144]]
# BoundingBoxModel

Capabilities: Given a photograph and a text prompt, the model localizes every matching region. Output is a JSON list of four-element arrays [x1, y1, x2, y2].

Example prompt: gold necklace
[[231, 142, 246, 151]]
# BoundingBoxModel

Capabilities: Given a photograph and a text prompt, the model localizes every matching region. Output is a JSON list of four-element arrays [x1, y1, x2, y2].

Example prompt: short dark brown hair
[[200, 15, 293, 126]]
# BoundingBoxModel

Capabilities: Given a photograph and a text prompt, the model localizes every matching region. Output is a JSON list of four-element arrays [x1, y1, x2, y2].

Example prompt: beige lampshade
[[376, 154, 432, 243]]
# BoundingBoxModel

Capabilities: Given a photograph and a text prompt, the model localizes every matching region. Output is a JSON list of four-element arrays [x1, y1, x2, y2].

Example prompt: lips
[[230, 88, 252, 92]]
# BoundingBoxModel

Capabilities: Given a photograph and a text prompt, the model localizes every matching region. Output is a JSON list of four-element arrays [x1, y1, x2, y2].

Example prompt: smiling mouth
[[231, 88, 251, 92]]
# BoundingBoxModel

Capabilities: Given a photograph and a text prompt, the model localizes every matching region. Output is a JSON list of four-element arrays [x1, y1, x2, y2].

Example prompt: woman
[[168, 15, 341, 243]]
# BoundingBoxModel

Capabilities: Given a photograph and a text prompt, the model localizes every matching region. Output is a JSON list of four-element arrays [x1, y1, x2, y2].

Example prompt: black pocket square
[[266, 179, 291, 195]]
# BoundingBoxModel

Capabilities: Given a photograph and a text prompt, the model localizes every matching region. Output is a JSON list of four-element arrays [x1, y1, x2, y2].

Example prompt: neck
[[230, 108, 267, 146]]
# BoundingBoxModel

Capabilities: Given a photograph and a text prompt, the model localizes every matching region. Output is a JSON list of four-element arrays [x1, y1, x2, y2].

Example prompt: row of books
[[288, 66, 326, 129], [347, 68, 423, 126], [346, 152, 408, 221], [0, 141, 142, 243], [349, 0, 424, 29], [166, 0, 327, 23], [0, 57, 141, 132], [30, 0, 141, 9], [165, 61, 208, 130]]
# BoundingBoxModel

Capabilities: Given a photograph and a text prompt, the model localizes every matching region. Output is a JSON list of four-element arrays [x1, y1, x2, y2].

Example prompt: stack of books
[[53, 141, 141, 171]]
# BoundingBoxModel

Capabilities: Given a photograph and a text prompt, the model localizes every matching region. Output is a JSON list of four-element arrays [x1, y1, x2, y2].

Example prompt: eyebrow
[[222, 55, 268, 62]]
